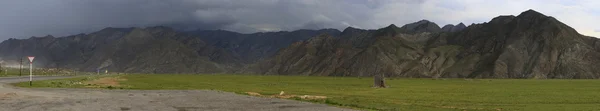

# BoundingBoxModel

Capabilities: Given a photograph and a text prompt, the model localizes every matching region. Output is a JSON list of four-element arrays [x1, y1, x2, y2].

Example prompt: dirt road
[[0, 76, 356, 111]]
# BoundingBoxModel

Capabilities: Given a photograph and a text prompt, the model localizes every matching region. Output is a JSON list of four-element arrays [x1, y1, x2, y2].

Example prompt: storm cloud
[[0, 0, 599, 40]]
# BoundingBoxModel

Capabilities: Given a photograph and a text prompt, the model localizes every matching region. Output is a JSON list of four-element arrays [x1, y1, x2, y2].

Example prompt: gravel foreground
[[0, 76, 356, 111]]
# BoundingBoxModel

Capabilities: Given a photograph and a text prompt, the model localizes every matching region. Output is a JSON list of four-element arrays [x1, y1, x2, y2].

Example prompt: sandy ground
[[0, 76, 356, 111]]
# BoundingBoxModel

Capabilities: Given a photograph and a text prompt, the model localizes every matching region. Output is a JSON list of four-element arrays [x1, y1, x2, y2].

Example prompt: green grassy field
[[0, 67, 80, 77], [0, 68, 35, 77], [14, 74, 600, 111]]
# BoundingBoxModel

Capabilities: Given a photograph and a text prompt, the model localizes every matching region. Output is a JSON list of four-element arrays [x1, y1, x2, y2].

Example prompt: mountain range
[[1, 9, 599, 78]]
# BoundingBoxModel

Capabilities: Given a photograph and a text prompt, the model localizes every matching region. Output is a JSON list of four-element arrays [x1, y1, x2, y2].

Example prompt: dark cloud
[[0, 0, 204, 38], [1, 0, 598, 40], [0, 0, 386, 40]]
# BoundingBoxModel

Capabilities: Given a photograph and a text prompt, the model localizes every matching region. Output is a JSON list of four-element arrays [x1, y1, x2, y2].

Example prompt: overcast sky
[[0, 0, 599, 40]]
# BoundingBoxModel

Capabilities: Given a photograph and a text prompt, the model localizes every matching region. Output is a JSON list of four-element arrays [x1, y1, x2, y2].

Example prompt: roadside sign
[[27, 56, 34, 86], [27, 56, 35, 63]]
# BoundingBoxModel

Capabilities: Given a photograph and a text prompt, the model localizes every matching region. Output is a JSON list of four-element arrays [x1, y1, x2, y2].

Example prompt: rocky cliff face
[[245, 10, 600, 78], [1, 9, 599, 78]]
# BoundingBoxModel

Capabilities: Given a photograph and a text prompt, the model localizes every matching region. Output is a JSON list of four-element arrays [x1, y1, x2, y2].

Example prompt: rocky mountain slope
[[190, 29, 340, 63], [244, 10, 600, 78], [0, 27, 338, 73], [441, 23, 467, 32], [0, 9, 598, 78]]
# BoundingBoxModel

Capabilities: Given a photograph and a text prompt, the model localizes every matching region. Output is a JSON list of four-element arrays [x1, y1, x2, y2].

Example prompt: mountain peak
[[456, 23, 466, 27], [43, 35, 54, 38], [517, 9, 547, 19], [417, 19, 432, 24], [386, 24, 399, 28], [441, 22, 467, 32], [522, 9, 542, 14], [399, 20, 441, 33], [442, 24, 454, 27], [455, 23, 467, 29], [343, 26, 359, 31], [490, 15, 516, 24], [441, 24, 455, 32], [342, 26, 363, 33], [379, 24, 400, 31]]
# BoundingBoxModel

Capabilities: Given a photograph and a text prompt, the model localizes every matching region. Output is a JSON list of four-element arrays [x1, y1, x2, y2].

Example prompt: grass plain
[[0, 67, 81, 77], [13, 74, 600, 111]]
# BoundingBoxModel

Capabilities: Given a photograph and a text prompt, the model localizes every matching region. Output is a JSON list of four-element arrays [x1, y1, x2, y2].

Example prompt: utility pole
[[19, 57, 22, 76], [19, 42, 23, 77], [56, 63, 60, 76]]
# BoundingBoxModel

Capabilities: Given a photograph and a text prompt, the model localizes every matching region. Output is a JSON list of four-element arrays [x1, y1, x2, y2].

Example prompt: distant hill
[[1, 9, 599, 78], [0, 26, 339, 73]]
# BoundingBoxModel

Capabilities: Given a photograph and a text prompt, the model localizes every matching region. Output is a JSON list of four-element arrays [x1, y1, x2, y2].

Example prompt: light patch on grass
[[0, 92, 18, 99], [245, 91, 327, 100], [84, 76, 126, 88], [13, 75, 127, 89]]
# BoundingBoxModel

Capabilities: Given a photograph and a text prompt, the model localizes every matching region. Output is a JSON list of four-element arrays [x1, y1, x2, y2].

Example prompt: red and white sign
[[27, 56, 35, 63]]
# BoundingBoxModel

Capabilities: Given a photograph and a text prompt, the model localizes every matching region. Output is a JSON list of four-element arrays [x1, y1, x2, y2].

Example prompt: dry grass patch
[[84, 76, 127, 88], [0, 92, 18, 100], [1, 92, 17, 97], [245, 91, 327, 100]]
